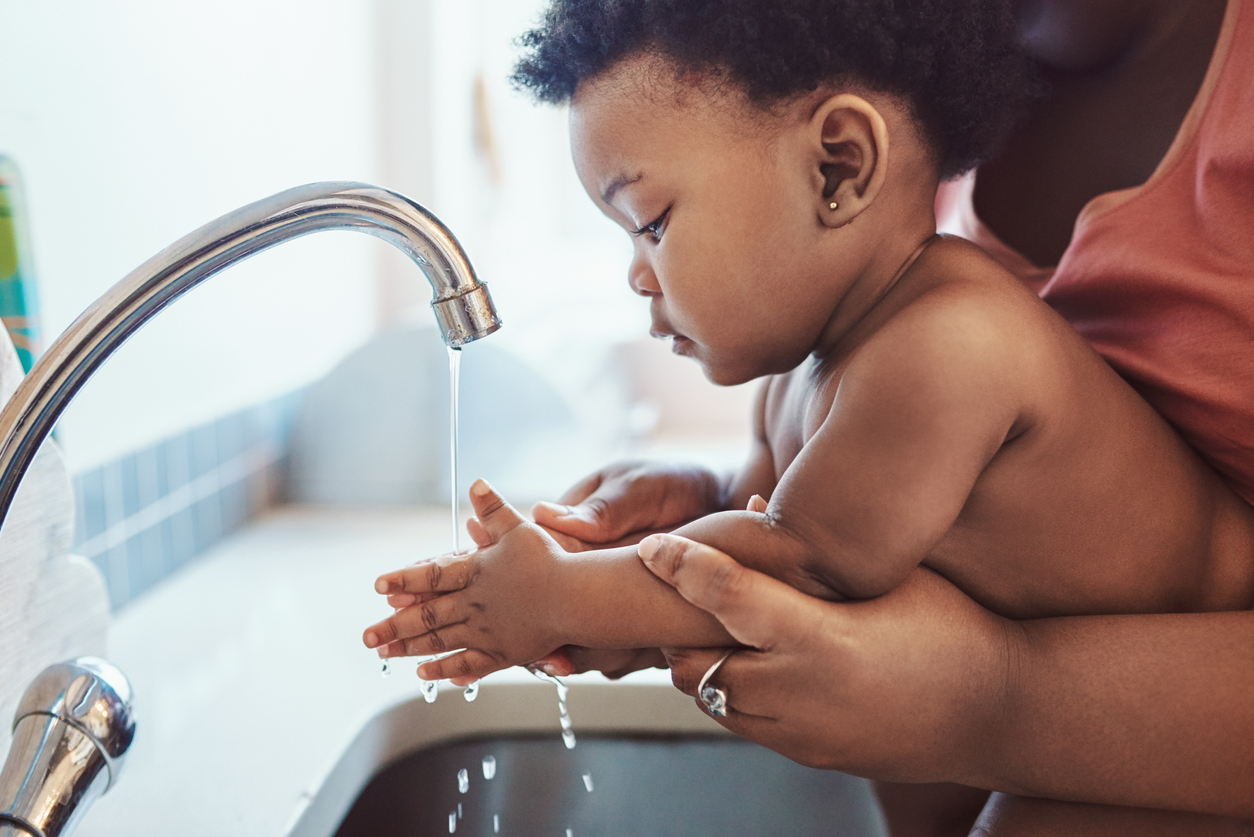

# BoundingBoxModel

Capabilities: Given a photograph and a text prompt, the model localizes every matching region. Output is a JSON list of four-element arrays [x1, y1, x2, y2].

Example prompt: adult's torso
[[975, 0, 1230, 267], [940, 0, 1254, 505]]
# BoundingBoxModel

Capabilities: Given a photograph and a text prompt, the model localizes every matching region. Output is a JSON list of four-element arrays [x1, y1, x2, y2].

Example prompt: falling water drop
[[458, 803, 463, 819], [448, 812, 457, 833], [582, 773, 594, 793], [464, 680, 480, 702], [380, 659, 390, 678], [566, 829, 573, 837], [482, 755, 497, 780], [421, 678, 439, 704], [493, 814, 500, 833], [457, 768, 470, 794]]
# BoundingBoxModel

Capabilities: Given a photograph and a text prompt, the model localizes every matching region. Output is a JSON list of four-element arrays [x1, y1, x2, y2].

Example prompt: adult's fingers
[[663, 646, 782, 719], [662, 646, 782, 740], [639, 534, 805, 651], [468, 479, 528, 541], [532, 491, 624, 543], [555, 470, 604, 507], [536, 463, 721, 545], [662, 646, 727, 697]]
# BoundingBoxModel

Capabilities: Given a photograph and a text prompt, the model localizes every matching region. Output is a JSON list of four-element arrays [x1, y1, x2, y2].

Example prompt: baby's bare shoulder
[[840, 240, 1069, 421]]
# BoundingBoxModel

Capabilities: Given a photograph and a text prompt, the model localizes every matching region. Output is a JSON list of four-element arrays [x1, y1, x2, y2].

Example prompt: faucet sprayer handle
[[13, 657, 136, 783], [0, 658, 135, 837]]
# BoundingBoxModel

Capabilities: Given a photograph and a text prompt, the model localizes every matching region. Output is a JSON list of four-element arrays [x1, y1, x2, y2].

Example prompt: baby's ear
[[809, 94, 889, 229]]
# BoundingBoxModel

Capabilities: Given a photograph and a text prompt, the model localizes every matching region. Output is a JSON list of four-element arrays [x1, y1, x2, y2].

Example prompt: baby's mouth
[[651, 329, 693, 354]]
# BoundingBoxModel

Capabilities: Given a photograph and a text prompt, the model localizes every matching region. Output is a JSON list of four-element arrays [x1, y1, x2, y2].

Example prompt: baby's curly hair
[[513, 0, 1033, 178]]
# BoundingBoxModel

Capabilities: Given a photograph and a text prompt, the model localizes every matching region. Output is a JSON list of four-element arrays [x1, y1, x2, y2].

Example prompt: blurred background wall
[[0, 0, 755, 607]]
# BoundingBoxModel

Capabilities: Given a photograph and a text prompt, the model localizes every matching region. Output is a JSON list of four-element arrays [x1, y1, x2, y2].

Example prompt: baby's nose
[[627, 254, 661, 297]]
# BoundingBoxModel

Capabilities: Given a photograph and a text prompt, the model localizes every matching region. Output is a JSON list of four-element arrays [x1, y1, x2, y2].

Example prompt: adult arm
[[643, 534, 1254, 818]]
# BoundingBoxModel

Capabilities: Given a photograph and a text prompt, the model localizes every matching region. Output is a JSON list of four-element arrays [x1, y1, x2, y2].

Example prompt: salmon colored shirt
[[937, 0, 1254, 506]]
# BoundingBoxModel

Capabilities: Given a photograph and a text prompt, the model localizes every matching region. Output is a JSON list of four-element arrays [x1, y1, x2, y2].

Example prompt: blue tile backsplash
[[72, 393, 301, 610]]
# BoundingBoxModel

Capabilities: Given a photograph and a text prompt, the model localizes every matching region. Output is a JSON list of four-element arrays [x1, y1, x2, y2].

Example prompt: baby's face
[[570, 60, 855, 385]]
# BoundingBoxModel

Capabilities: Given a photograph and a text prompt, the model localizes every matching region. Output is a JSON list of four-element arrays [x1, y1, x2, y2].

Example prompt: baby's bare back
[[762, 238, 1254, 620], [925, 306, 1254, 619]]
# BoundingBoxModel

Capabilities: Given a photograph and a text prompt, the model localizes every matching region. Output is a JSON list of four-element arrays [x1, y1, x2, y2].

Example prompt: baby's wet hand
[[362, 479, 570, 683]]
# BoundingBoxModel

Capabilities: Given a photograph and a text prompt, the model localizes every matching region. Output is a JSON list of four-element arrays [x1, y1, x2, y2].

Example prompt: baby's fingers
[[386, 591, 440, 609], [363, 594, 470, 649], [418, 649, 504, 685], [468, 479, 528, 542], [375, 552, 477, 597]]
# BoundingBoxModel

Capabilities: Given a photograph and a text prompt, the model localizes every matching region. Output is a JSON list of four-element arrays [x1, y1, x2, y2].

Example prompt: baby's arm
[[670, 299, 1031, 600], [362, 479, 736, 682], [364, 299, 1031, 680]]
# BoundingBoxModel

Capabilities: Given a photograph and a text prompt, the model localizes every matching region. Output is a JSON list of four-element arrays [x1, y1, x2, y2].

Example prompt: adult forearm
[[980, 610, 1254, 817]]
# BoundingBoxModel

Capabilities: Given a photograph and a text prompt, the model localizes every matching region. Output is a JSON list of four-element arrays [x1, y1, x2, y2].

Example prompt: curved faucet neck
[[0, 182, 500, 529]]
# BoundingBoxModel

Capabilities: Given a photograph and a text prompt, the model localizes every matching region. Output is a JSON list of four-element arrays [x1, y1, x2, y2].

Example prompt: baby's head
[[514, 0, 1032, 384]]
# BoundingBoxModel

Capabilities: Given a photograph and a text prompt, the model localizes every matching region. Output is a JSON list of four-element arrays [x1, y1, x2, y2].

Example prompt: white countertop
[[75, 507, 716, 837]]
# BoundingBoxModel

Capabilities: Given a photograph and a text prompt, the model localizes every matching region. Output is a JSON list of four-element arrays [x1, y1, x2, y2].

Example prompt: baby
[[364, 0, 1254, 706]]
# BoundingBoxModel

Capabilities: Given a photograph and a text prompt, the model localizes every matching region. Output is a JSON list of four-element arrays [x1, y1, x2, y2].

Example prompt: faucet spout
[[0, 658, 135, 837], [0, 182, 501, 528]]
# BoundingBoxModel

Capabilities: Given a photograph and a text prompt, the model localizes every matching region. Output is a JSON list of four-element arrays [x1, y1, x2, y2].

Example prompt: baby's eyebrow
[[602, 173, 643, 205]]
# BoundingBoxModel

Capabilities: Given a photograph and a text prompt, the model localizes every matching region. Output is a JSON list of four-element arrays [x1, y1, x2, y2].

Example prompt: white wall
[[413, 0, 755, 454], [0, 0, 381, 472], [0, 0, 753, 478]]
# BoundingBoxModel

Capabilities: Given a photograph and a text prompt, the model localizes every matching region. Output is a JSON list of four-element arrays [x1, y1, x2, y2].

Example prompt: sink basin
[[287, 678, 884, 837], [335, 733, 885, 836]]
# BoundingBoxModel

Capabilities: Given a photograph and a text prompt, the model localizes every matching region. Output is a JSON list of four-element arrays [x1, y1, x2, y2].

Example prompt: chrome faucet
[[0, 658, 135, 837], [0, 184, 500, 834], [0, 182, 501, 526]]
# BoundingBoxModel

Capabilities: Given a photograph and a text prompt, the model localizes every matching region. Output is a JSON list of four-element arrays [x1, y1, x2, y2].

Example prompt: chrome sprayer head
[[0, 658, 135, 837]]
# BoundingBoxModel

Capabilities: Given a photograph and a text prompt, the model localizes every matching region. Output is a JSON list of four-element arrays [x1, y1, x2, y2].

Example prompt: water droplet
[[448, 812, 457, 833], [562, 729, 577, 750], [482, 755, 497, 780], [582, 772, 594, 792], [493, 814, 500, 833], [566, 829, 573, 837], [464, 680, 480, 702], [458, 803, 463, 819], [421, 678, 439, 703], [457, 768, 470, 793], [380, 659, 390, 678]]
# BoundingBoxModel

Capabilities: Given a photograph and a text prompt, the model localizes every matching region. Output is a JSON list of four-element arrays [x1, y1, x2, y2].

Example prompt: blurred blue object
[[0, 155, 42, 372]]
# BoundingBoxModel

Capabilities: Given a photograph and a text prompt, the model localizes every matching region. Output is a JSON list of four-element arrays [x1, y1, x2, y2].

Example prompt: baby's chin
[[691, 353, 763, 387]]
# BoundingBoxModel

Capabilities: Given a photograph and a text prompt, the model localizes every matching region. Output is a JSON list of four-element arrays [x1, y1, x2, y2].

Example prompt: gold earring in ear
[[829, 201, 839, 210]]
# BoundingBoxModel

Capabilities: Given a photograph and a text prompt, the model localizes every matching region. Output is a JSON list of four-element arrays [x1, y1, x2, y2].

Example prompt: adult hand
[[532, 461, 723, 548], [530, 646, 668, 679], [639, 533, 1014, 785]]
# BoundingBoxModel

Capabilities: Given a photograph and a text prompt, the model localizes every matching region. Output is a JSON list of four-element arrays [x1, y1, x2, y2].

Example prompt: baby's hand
[[362, 479, 569, 685]]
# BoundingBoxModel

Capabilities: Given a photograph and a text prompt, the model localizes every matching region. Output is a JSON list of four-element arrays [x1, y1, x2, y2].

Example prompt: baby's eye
[[631, 207, 671, 243]]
